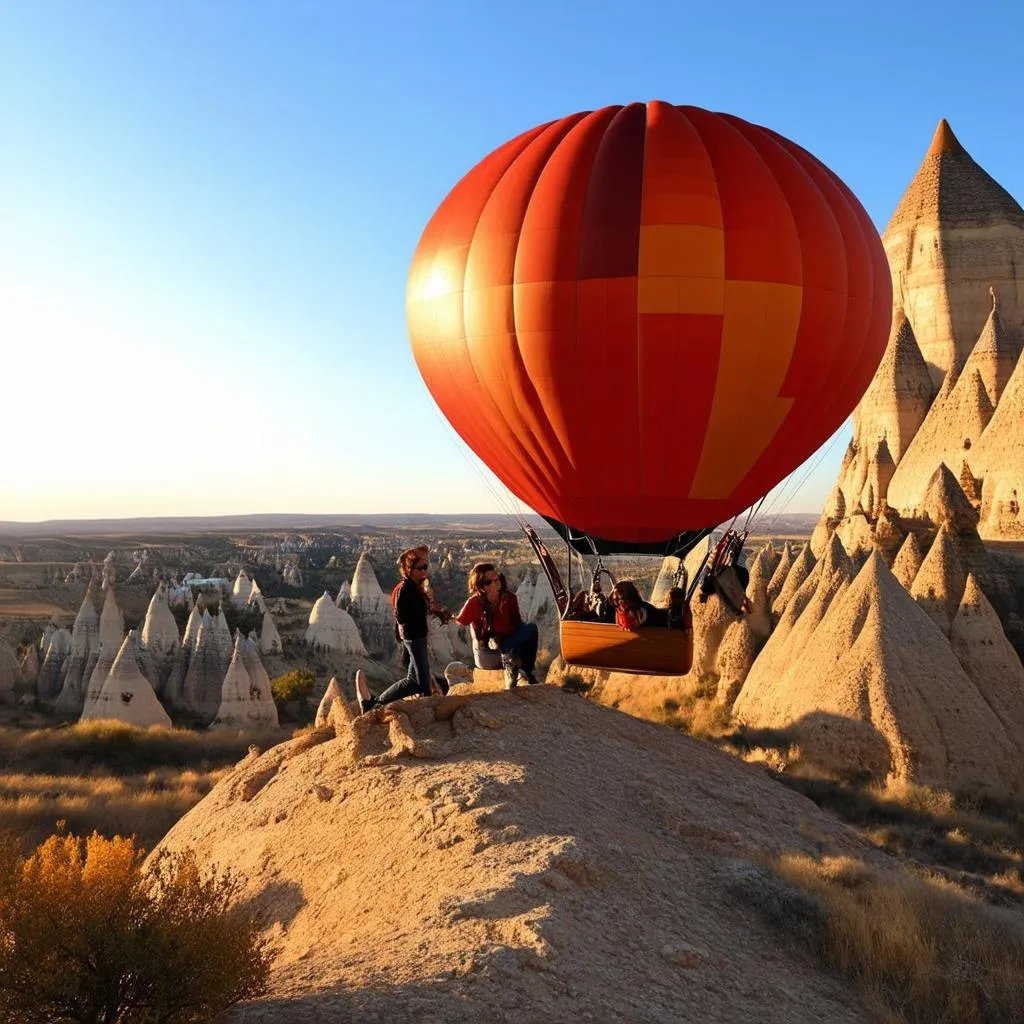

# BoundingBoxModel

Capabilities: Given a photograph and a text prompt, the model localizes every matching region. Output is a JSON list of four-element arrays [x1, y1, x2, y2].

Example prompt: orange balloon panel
[[407, 102, 891, 548]]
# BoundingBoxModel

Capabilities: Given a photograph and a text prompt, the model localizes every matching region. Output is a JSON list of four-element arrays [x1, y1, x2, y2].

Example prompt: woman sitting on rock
[[455, 563, 539, 689]]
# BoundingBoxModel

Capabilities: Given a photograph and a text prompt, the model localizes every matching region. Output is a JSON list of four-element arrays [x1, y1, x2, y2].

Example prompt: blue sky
[[2, 0, 1021, 522]]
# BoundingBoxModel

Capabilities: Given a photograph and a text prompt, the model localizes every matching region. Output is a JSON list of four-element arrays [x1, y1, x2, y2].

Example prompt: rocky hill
[[154, 685, 875, 1023]]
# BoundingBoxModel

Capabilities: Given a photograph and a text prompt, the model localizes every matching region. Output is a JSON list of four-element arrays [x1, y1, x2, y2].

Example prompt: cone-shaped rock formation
[[734, 552, 1022, 794]]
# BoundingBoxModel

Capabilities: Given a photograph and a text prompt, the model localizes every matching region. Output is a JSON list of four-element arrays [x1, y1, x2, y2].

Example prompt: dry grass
[[0, 768, 227, 851], [0, 719, 290, 852], [767, 853, 1024, 1024]]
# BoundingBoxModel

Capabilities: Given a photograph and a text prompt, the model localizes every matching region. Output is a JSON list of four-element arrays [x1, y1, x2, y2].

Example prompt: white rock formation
[[248, 580, 267, 613], [96, 587, 125, 667], [240, 635, 278, 728], [741, 533, 855, 697], [37, 628, 73, 704], [80, 631, 171, 728], [182, 612, 227, 724], [140, 583, 180, 684], [164, 604, 204, 712], [231, 570, 255, 608], [348, 554, 395, 654], [210, 637, 257, 730], [715, 619, 759, 709], [315, 676, 345, 727], [259, 608, 283, 656], [80, 641, 118, 718], [306, 594, 367, 656], [213, 608, 234, 674], [283, 563, 303, 587], [765, 543, 794, 610], [349, 553, 389, 618], [772, 544, 815, 624], [744, 548, 773, 641], [51, 592, 99, 709], [335, 581, 352, 608]]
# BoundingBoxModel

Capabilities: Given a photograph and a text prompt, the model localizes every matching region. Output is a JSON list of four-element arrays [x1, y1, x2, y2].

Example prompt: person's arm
[[455, 596, 480, 628]]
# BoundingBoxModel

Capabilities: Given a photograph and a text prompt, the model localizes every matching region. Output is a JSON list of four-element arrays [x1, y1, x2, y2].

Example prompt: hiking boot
[[501, 654, 518, 690], [354, 669, 374, 714], [521, 670, 540, 686]]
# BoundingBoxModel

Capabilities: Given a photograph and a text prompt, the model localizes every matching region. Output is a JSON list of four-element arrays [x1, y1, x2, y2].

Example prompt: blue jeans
[[374, 636, 432, 706], [500, 622, 538, 675]]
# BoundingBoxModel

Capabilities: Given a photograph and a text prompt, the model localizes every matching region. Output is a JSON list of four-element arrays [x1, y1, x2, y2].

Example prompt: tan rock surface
[[950, 574, 1024, 744], [771, 543, 815, 623], [765, 543, 793, 609], [847, 311, 933, 469], [156, 687, 874, 1023], [890, 532, 924, 590], [736, 534, 854, 705], [909, 522, 966, 635], [887, 357, 995, 513], [883, 119, 1024, 388], [733, 552, 1022, 794], [972, 335, 1024, 539]]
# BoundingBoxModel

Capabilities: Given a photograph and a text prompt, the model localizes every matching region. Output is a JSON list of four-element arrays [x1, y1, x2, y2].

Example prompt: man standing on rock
[[356, 546, 451, 713]]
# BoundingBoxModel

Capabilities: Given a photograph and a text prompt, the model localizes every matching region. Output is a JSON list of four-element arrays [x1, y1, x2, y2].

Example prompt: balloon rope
[[759, 428, 843, 533], [427, 406, 521, 520]]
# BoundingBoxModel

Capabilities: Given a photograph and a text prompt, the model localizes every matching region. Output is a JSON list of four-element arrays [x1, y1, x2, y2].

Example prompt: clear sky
[[2, 0, 1022, 524]]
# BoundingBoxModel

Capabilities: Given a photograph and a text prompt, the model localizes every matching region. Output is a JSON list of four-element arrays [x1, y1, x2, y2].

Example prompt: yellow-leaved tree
[[0, 829, 272, 1023]]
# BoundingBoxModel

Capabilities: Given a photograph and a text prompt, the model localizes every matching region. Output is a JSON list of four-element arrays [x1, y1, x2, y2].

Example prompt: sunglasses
[[481, 576, 500, 586], [414, 562, 429, 571]]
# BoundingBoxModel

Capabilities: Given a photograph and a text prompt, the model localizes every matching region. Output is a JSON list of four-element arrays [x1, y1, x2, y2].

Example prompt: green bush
[[270, 669, 316, 707], [0, 829, 272, 1023]]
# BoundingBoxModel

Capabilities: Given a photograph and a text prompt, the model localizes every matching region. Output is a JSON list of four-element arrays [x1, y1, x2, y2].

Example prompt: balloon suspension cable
[[742, 495, 767, 534], [757, 428, 844, 533], [429, 405, 522, 522]]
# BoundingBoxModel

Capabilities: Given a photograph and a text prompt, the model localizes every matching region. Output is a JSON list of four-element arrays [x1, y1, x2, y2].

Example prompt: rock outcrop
[[81, 631, 171, 728], [231, 571, 255, 608], [52, 591, 99, 712], [140, 583, 180, 688], [182, 612, 227, 724], [883, 119, 1024, 387], [306, 594, 368, 656], [733, 552, 1023, 795], [949, 574, 1024, 744], [154, 686, 876, 1024], [0, 641, 19, 705]]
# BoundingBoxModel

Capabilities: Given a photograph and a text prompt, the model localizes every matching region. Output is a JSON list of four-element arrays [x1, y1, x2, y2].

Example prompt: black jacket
[[393, 577, 429, 641]]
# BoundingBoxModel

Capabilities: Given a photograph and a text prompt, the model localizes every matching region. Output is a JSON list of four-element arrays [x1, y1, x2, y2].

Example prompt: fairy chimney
[[883, 119, 1024, 388]]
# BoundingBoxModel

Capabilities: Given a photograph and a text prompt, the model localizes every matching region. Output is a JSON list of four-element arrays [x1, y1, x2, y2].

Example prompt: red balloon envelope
[[407, 102, 891, 552]]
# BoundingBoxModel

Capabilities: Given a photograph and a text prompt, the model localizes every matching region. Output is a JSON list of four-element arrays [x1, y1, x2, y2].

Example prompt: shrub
[[0, 829, 272, 1023], [765, 853, 1024, 1024], [270, 669, 316, 707], [560, 673, 592, 695]]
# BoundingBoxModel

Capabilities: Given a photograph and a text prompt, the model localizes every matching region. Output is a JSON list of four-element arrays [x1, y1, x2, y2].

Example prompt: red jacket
[[456, 592, 523, 643]]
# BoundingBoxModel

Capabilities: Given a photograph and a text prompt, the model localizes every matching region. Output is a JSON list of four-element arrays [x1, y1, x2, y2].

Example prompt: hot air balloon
[[408, 102, 891, 674]]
